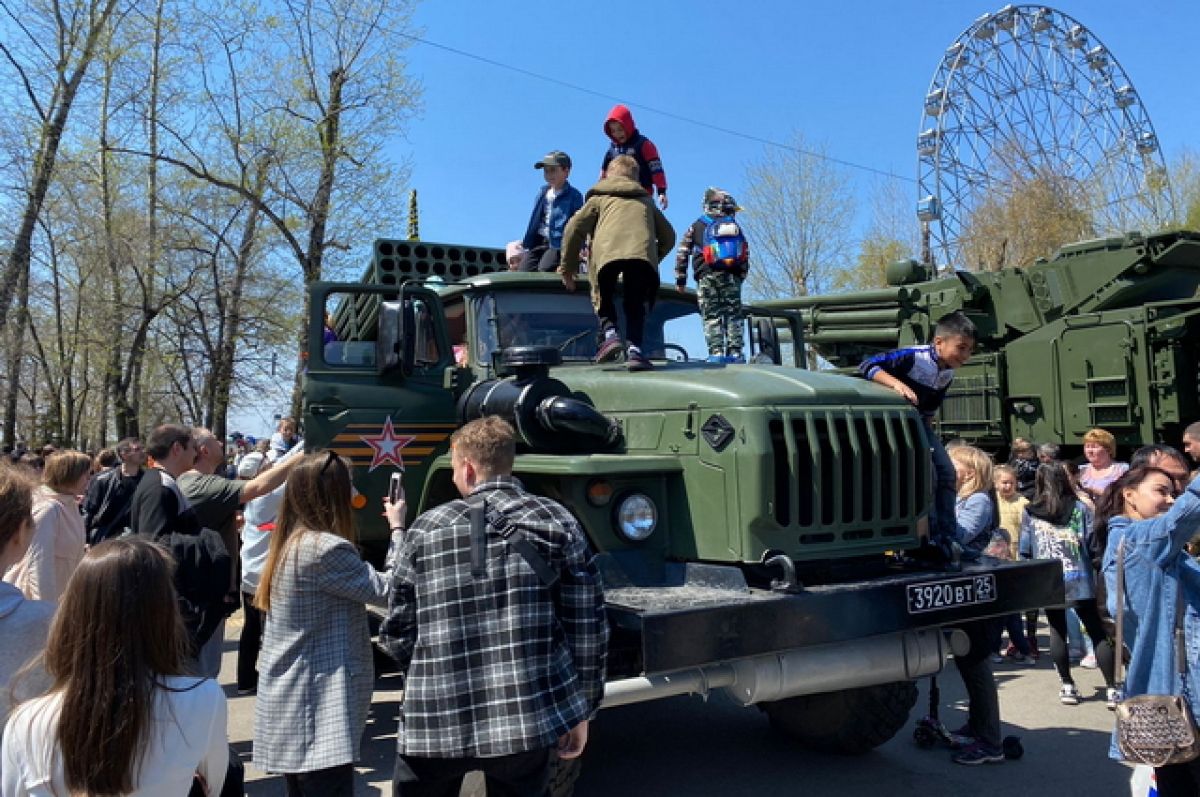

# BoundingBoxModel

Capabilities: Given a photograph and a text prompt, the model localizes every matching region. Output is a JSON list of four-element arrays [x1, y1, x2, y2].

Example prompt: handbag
[[189, 745, 245, 797], [1113, 539, 1200, 766]]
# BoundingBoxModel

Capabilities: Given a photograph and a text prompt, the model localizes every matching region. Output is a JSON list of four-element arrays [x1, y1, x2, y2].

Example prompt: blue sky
[[235, 0, 1199, 435], [399, 0, 1198, 252]]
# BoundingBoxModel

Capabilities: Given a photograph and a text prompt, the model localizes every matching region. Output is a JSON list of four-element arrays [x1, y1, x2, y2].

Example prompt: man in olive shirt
[[179, 428, 301, 676]]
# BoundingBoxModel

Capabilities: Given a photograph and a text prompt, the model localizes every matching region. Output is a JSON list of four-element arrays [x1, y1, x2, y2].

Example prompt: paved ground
[[221, 616, 1134, 797]]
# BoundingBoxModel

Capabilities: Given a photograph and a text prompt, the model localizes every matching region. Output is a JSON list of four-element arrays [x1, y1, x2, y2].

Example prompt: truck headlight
[[615, 493, 657, 542]]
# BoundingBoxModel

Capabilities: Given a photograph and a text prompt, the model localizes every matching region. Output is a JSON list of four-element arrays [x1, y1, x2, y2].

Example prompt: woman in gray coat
[[252, 451, 404, 796]]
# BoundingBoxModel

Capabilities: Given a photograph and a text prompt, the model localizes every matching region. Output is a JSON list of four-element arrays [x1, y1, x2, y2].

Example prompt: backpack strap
[[468, 497, 560, 589]]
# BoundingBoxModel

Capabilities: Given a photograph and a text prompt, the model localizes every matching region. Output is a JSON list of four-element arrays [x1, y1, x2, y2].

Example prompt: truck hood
[[552, 362, 908, 411]]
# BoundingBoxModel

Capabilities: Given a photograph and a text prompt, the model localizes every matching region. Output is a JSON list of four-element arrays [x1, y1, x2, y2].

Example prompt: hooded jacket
[[0, 581, 53, 753], [600, 104, 667, 198], [559, 176, 675, 312]]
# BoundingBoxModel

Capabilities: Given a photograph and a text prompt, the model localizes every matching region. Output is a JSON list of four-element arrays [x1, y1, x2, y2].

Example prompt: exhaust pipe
[[601, 628, 963, 709]]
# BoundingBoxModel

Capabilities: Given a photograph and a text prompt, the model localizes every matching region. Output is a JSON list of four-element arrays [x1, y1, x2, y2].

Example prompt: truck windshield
[[476, 291, 701, 363]]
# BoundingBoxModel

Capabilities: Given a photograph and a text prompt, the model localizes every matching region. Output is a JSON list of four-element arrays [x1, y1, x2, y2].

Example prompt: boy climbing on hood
[[560, 155, 675, 373], [600, 104, 668, 209]]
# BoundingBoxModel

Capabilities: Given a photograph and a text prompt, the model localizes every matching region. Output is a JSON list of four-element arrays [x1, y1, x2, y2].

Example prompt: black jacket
[[130, 469, 231, 652], [82, 467, 144, 544]]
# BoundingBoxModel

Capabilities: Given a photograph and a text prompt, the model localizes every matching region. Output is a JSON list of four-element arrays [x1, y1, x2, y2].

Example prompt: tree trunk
[[0, 0, 122, 337], [2, 265, 32, 447], [290, 67, 347, 417]]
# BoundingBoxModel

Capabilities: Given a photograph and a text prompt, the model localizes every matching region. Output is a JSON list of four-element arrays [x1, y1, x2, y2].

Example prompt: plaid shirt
[[378, 476, 607, 757]]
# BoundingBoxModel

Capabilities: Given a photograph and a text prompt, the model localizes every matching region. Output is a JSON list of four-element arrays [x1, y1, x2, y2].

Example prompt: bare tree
[[111, 0, 421, 417], [1167, 147, 1200, 230], [838, 177, 920, 292], [0, 0, 122, 337], [740, 135, 857, 302]]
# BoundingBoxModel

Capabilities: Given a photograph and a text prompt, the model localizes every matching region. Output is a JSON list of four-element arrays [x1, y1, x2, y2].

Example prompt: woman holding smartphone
[[252, 453, 404, 797]]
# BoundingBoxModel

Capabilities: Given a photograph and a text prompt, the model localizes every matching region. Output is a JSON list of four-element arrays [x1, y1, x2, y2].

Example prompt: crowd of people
[[2, 371, 1200, 793], [0, 108, 1197, 789], [0, 416, 605, 797], [868, 307, 1200, 790]]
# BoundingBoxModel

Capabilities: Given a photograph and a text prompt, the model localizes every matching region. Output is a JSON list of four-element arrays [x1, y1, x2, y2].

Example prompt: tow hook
[[763, 551, 804, 594]]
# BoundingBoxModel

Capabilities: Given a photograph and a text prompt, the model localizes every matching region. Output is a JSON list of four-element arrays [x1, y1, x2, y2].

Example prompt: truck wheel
[[546, 757, 582, 797], [760, 681, 919, 755]]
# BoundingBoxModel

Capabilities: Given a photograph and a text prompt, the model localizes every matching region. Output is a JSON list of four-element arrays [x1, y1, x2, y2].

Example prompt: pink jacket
[[2, 486, 86, 603]]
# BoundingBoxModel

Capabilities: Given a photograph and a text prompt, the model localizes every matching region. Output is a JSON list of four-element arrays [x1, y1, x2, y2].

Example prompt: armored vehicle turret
[[769, 229, 1200, 450]]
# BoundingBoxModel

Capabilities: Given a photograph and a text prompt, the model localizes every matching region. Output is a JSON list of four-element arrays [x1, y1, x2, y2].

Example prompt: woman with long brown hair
[[1099, 466, 1200, 795], [252, 451, 404, 796], [2, 450, 92, 602], [1, 538, 228, 795]]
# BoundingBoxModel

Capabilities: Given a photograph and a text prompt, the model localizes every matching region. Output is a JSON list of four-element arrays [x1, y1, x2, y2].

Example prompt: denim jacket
[[521, 183, 584, 250], [1102, 476, 1200, 760], [955, 491, 994, 559]]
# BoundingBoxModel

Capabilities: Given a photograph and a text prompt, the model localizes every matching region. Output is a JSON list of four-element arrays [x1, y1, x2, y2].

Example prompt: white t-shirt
[[1, 676, 227, 796], [538, 186, 560, 239]]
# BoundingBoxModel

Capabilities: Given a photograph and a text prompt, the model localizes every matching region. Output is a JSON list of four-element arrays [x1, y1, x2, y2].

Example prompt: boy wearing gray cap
[[509, 150, 584, 273]]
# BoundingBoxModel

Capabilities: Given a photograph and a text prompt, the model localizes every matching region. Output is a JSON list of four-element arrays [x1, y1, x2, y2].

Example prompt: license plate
[[906, 574, 997, 614]]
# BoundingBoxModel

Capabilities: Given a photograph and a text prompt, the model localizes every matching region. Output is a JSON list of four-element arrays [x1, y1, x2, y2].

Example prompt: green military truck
[[304, 239, 1062, 778], [778, 229, 1200, 452]]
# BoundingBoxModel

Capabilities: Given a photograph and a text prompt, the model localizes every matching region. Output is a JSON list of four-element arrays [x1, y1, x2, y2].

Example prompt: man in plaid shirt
[[379, 416, 608, 796]]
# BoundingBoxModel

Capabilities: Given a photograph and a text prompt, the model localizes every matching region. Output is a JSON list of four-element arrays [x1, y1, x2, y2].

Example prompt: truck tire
[[760, 681, 918, 755], [546, 757, 582, 797]]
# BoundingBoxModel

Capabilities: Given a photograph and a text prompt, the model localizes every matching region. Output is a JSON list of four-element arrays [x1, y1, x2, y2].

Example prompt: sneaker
[[1080, 652, 1099, 669], [952, 741, 1005, 766], [627, 351, 653, 372], [947, 723, 976, 750], [1010, 652, 1027, 664], [990, 653, 1005, 664], [1107, 688, 1121, 710], [595, 336, 624, 364], [1060, 683, 1081, 705]]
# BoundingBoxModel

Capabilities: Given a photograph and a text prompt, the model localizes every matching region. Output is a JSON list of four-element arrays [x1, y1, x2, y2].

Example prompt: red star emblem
[[360, 417, 416, 472]]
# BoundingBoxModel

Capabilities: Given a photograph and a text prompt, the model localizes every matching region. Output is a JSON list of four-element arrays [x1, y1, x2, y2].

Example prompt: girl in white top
[[1, 538, 228, 796], [2, 451, 92, 603]]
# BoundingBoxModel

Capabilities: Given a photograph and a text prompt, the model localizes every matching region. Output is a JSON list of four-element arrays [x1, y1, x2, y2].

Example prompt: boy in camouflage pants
[[675, 188, 749, 363]]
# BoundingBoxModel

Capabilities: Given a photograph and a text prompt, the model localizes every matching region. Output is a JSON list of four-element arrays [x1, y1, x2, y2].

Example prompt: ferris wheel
[[916, 5, 1175, 270]]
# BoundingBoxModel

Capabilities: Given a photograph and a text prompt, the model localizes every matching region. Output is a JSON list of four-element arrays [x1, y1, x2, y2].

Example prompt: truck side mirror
[[376, 300, 411, 374], [753, 317, 782, 365]]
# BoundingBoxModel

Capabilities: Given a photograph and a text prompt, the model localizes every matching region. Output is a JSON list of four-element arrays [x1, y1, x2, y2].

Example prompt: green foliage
[[0, 0, 422, 446]]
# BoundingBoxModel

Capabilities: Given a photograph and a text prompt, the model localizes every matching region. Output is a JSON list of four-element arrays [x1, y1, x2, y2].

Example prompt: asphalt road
[[221, 616, 1133, 797]]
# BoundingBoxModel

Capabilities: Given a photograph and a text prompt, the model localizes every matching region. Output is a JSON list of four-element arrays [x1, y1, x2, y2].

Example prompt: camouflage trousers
[[697, 271, 745, 355]]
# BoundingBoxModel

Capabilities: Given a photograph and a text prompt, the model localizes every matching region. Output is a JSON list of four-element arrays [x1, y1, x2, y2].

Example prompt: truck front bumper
[[603, 558, 1064, 674]]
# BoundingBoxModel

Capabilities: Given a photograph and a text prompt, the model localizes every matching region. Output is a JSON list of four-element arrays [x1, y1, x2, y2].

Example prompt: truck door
[[306, 282, 458, 553]]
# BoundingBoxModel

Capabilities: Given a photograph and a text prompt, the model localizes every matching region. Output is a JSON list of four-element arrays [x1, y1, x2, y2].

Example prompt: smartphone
[[388, 472, 404, 503]]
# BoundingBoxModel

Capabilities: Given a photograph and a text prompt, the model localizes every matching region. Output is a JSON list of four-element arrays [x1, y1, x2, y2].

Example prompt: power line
[[393, 30, 917, 184]]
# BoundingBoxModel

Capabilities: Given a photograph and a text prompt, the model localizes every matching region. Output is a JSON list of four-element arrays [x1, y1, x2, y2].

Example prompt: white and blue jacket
[[860, 345, 955, 418]]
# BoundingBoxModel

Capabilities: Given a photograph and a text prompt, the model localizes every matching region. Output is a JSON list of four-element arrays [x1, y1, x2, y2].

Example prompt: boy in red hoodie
[[600, 104, 668, 209]]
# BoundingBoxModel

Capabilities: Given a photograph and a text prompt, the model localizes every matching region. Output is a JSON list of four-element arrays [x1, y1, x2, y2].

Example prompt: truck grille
[[768, 410, 929, 543]]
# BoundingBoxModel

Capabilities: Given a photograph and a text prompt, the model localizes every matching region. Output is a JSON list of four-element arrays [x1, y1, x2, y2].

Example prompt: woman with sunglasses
[[252, 451, 404, 797], [1100, 466, 1200, 795]]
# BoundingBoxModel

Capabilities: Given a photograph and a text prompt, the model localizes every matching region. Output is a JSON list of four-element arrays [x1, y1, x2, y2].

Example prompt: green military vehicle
[[777, 229, 1200, 452], [304, 238, 1061, 777]]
